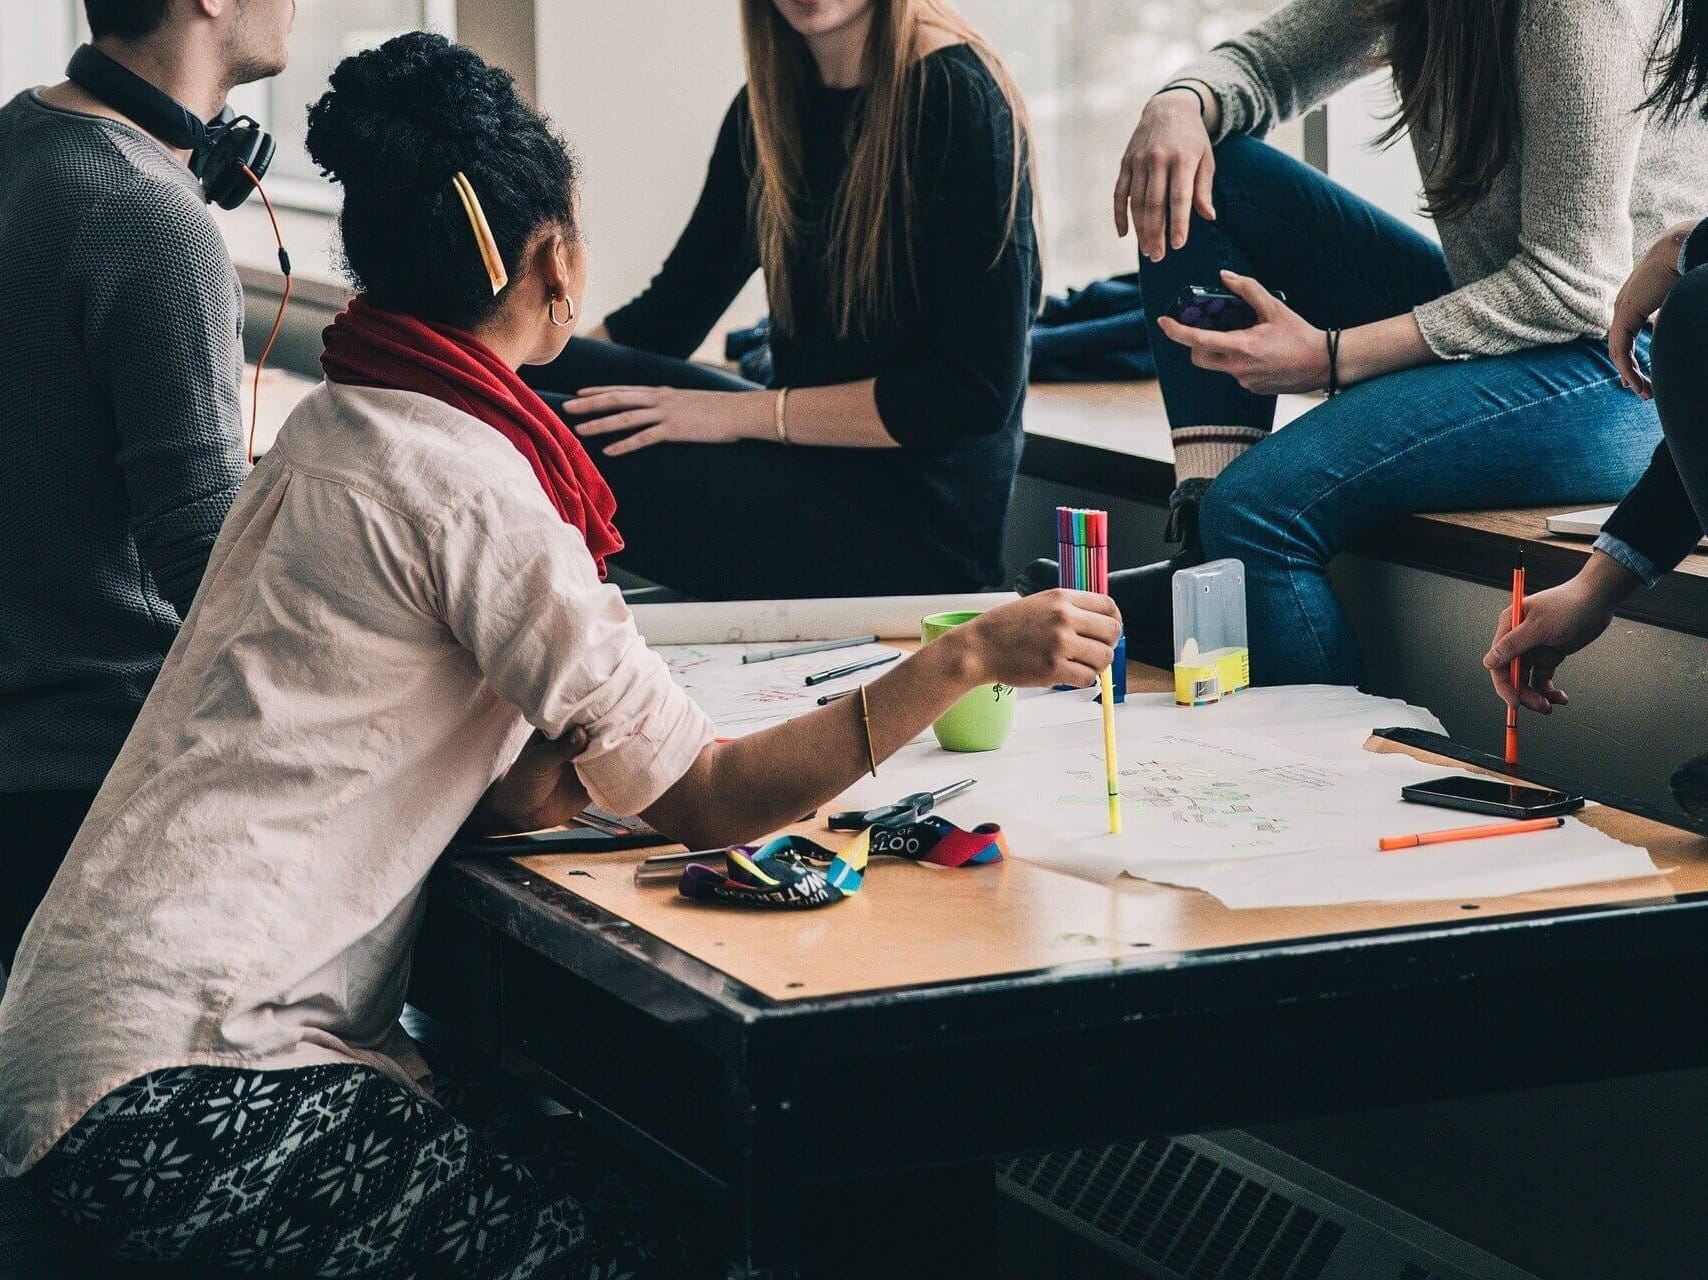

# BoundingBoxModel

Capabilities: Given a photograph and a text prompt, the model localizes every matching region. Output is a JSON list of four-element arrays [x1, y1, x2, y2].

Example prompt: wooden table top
[[510, 663, 1708, 1003]]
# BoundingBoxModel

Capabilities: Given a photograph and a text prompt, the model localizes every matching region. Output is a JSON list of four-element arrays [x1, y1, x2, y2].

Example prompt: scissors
[[827, 778, 976, 832]]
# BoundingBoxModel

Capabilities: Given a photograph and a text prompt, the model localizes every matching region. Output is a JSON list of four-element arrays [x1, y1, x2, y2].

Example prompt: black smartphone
[[1169, 285, 1287, 332], [1400, 775, 1585, 820]]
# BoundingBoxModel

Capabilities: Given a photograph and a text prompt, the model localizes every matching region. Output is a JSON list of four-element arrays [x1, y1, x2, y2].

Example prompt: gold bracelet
[[857, 683, 878, 777], [773, 387, 791, 445]]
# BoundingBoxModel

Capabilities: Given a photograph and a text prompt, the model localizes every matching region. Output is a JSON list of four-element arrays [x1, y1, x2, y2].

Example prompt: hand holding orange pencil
[[1504, 553, 1525, 766]]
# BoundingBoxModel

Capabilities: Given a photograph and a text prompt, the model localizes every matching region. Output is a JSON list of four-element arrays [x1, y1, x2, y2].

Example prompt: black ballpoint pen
[[803, 650, 900, 687]]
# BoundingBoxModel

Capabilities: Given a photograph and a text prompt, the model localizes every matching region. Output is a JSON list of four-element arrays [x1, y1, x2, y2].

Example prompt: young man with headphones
[[0, 0, 295, 968]]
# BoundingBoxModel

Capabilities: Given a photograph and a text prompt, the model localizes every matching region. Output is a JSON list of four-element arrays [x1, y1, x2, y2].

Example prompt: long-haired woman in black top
[[1486, 0, 1708, 813], [524, 0, 1039, 601]]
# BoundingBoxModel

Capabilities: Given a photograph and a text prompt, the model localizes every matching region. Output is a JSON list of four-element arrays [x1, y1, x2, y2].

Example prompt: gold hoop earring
[[548, 297, 574, 328]]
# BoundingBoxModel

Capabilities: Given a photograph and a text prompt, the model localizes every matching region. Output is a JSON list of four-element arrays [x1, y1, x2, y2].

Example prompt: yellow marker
[[1099, 667, 1122, 834]]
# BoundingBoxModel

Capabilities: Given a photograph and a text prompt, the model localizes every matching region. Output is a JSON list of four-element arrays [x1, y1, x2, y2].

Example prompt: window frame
[[239, 0, 459, 214]]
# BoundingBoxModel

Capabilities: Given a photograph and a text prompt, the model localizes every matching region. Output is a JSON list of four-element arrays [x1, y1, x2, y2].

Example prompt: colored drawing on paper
[[1061, 758, 1290, 840], [662, 647, 720, 679]]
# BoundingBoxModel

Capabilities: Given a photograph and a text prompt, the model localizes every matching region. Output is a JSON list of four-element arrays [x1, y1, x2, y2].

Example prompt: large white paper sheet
[[632, 593, 1017, 645], [825, 686, 1657, 908], [657, 642, 904, 734]]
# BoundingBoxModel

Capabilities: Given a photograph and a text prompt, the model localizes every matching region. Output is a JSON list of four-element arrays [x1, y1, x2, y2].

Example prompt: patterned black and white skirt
[[25, 1063, 689, 1278]]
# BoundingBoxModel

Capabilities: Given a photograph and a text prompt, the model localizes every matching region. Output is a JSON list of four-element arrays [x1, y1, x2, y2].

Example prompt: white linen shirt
[[0, 381, 714, 1177]]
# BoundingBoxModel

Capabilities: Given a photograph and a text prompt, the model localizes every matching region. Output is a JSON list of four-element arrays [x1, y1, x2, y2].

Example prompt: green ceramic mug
[[922, 611, 1017, 752]]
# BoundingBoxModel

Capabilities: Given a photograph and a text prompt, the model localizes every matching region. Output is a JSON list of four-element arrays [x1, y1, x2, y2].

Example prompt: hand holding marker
[[1058, 507, 1122, 835]]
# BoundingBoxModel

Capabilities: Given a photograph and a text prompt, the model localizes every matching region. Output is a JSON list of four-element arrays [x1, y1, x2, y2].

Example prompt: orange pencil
[[1505, 553, 1526, 766], [1379, 816, 1564, 852]]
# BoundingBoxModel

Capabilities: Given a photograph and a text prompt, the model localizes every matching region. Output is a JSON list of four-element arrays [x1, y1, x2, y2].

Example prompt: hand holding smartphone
[[1169, 285, 1287, 332]]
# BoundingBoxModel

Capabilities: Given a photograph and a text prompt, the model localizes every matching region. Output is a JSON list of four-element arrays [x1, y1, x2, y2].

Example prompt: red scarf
[[321, 296, 622, 576]]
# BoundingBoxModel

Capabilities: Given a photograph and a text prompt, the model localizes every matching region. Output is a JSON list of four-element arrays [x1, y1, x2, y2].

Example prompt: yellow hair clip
[[449, 170, 508, 295]]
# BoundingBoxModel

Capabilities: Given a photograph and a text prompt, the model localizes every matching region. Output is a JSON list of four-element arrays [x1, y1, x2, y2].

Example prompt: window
[[229, 0, 456, 211], [961, 0, 1290, 291]]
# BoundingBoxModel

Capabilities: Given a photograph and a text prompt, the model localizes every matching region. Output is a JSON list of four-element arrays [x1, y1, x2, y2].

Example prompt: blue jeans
[[1138, 136, 1662, 685]]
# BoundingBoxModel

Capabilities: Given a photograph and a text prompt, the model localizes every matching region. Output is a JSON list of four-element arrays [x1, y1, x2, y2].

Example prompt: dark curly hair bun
[[306, 32, 577, 328]]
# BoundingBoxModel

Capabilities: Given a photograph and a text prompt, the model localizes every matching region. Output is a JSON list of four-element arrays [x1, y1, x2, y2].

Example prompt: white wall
[[1324, 73, 1435, 243], [536, 1, 766, 334], [0, 1, 78, 101]]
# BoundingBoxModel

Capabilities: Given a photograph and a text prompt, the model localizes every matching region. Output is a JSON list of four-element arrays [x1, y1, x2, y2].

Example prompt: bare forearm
[[721, 380, 899, 449], [1336, 312, 1437, 387], [643, 634, 976, 848], [782, 379, 898, 447], [1578, 548, 1645, 606]]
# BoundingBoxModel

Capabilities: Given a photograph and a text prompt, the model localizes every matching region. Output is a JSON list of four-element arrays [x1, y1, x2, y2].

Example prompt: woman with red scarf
[[0, 34, 1118, 1279]]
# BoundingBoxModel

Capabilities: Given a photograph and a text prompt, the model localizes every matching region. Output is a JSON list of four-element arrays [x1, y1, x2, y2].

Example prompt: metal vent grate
[[1000, 1139, 1341, 1280], [998, 1133, 1539, 1280]]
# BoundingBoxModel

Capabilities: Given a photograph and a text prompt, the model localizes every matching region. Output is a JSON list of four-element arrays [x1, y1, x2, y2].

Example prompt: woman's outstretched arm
[[642, 591, 1121, 850]]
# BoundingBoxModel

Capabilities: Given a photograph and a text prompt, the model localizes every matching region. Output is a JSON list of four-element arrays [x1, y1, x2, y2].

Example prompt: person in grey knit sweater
[[0, 0, 293, 966], [1034, 0, 1708, 687]]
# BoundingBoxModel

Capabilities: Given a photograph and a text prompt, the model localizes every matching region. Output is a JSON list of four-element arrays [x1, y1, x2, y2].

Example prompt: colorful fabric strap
[[676, 818, 1006, 910]]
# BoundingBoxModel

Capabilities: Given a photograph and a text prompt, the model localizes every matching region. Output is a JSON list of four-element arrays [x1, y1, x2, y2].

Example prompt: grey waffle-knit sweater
[[1176, 0, 1708, 359], [0, 90, 247, 793]]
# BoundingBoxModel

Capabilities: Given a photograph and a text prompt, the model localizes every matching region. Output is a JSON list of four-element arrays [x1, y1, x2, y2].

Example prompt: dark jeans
[[523, 339, 980, 600], [1597, 264, 1708, 579], [1, 788, 97, 969], [1653, 269, 1708, 534], [1137, 137, 1661, 685]]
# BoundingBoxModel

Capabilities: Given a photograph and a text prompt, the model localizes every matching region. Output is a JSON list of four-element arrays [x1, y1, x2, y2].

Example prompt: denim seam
[[1273, 365, 1628, 674]]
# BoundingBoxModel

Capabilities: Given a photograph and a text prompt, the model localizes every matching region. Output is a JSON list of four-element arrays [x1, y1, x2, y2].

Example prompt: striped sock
[[1170, 425, 1269, 482]]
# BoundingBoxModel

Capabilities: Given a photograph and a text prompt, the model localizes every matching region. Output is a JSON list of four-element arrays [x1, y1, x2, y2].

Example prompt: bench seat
[[1021, 382, 1708, 640]]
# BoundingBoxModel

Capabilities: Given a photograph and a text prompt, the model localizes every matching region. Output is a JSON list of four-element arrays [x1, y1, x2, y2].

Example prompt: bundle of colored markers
[[1055, 506, 1109, 597], [1056, 506, 1122, 835]]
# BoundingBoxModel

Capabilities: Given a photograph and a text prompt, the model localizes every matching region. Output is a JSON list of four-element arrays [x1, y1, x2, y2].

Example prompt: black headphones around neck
[[66, 44, 275, 210]]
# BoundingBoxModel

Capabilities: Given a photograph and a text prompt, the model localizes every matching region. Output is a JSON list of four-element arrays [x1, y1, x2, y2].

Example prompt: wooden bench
[[1021, 382, 1708, 640], [244, 362, 1708, 637]]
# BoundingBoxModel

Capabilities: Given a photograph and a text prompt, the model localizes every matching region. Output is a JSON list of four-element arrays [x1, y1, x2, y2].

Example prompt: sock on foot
[[1171, 424, 1269, 482]]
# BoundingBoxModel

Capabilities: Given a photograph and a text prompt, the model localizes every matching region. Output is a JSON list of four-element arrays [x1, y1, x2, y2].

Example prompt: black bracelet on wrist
[[1156, 83, 1209, 119], [1325, 329, 1343, 397]]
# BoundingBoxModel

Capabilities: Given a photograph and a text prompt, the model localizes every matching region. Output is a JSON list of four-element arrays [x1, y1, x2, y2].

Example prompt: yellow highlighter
[[1099, 666, 1121, 834]]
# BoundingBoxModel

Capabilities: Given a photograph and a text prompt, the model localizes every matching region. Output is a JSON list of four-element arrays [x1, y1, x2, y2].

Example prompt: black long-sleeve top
[[1598, 217, 1708, 583], [604, 44, 1039, 590]]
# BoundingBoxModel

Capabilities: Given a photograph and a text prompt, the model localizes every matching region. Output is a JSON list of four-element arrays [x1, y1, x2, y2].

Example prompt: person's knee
[[1136, 135, 1298, 278], [1197, 447, 1330, 566], [1207, 134, 1304, 213], [1196, 459, 1272, 554], [1208, 133, 1272, 179], [1652, 266, 1708, 391]]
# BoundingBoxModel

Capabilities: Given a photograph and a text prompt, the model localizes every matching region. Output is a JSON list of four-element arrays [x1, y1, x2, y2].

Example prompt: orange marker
[[1505, 553, 1526, 766], [1379, 815, 1564, 852]]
